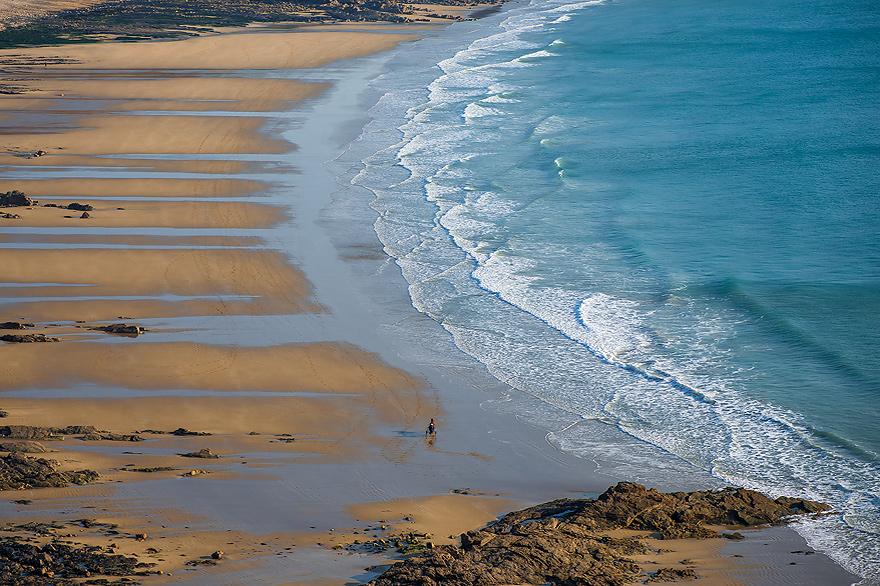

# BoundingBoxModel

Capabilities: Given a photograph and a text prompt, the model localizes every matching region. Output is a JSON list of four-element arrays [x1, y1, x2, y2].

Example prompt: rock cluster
[[170, 428, 211, 436], [0, 334, 59, 343], [180, 448, 219, 459], [0, 426, 61, 441], [0, 322, 35, 330], [0, 536, 155, 584], [0, 453, 99, 490], [345, 531, 434, 555], [0, 441, 46, 453], [0, 425, 142, 443], [366, 482, 830, 586], [90, 323, 145, 337], [80, 432, 143, 442], [0, 190, 33, 207]]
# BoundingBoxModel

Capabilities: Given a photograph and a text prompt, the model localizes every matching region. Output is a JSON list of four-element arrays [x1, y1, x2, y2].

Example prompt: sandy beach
[[0, 10, 860, 586]]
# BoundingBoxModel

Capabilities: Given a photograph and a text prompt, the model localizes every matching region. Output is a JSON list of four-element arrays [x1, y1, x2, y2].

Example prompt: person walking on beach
[[426, 418, 436, 436]]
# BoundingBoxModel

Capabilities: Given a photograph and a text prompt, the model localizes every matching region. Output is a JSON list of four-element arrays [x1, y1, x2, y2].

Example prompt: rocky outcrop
[[170, 428, 211, 436], [0, 441, 46, 453], [0, 333, 59, 343], [66, 202, 93, 211], [180, 448, 219, 459], [52, 425, 98, 436], [90, 323, 145, 336], [0, 425, 144, 443], [81, 432, 144, 442], [489, 481, 830, 536], [0, 453, 99, 490], [0, 322, 34, 330], [0, 190, 33, 207], [0, 426, 60, 441], [366, 482, 830, 586], [0, 537, 155, 584]]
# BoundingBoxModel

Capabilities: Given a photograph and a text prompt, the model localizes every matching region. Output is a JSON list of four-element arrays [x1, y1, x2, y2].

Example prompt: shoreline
[[0, 8, 863, 586]]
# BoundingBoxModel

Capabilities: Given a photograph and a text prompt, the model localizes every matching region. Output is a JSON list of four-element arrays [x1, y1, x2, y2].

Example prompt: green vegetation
[[0, 0, 479, 49], [0, 24, 103, 49]]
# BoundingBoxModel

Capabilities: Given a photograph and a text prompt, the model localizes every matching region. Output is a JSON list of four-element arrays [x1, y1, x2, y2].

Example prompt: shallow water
[[341, 0, 880, 581]]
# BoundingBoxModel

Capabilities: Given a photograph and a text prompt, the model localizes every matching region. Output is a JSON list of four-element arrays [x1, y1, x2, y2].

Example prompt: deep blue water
[[347, 0, 880, 580]]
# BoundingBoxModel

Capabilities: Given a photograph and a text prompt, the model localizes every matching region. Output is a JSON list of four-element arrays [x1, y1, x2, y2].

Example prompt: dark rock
[[0, 426, 59, 440], [69, 427, 143, 442], [0, 190, 33, 207], [170, 428, 211, 436], [8, 521, 63, 535], [0, 333, 60, 343], [211, 550, 224, 559], [646, 567, 698, 582], [775, 495, 832, 514], [0, 322, 35, 330], [0, 441, 46, 453], [0, 535, 155, 583], [366, 482, 830, 586], [0, 453, 99, 490], [0, 212, 21, 219], [489, 482, 829, 535], [66, 202, 93, 211], [99, 433, 144, 442], [80, 211, 90, 219], [722, 532, 745, 540], [90, 323, 145, 337], [180, 448, 219, 459], [53, 425, 100, 435]]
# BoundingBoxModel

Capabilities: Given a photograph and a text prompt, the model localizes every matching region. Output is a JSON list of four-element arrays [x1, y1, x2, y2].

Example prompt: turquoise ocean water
[[344, 0, 880, 580]]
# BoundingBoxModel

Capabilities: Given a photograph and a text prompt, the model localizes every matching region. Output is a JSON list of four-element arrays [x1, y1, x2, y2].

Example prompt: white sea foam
[[517, 50, 556, 61], [482, 94, 521, 103], [546, 0, 606, 13], [463, 102, 506, 119]]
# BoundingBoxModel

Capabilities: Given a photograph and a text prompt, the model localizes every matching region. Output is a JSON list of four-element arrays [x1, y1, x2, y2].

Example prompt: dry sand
[[2, 177, 266, 198], [6, 29, 421, 70], [2, 200, 288, 228], [0, 341, 421, 395], [1, 247, 313, 302], [4, 76, 329, 111], [4, 113, 291, 155]]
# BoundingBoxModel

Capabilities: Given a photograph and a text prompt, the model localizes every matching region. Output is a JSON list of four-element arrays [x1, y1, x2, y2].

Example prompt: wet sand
[[0, 12, 859, 586]]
